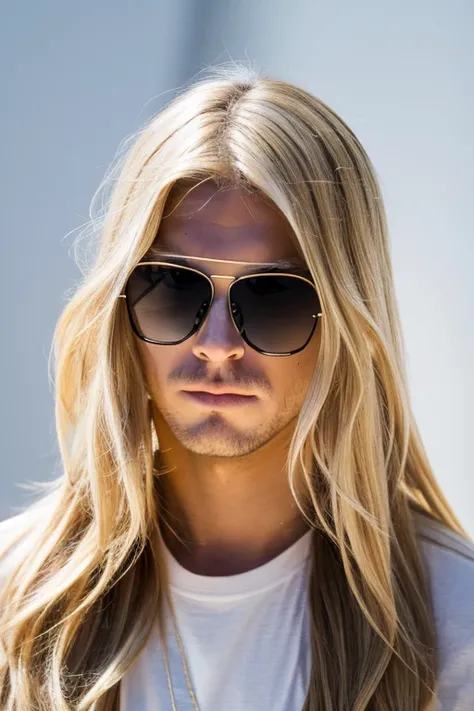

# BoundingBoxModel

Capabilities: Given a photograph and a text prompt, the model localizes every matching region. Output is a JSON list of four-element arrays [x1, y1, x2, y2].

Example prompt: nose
[[191, 293, 245, 362]]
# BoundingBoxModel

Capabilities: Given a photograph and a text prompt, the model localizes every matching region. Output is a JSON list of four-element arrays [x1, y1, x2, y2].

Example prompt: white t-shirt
[[1, 508, 474, 710], [119, 510, 474, 710], [122, 526, 313, 711]]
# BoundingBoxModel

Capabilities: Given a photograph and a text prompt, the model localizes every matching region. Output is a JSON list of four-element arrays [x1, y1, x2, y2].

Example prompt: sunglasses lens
[[230, 274, 320, 354], [125, 264, 212, 343]]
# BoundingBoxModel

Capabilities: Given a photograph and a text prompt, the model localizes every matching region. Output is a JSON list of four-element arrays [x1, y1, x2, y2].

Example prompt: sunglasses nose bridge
[[202, 274, 242, 335], [190, 284, 246, 364]]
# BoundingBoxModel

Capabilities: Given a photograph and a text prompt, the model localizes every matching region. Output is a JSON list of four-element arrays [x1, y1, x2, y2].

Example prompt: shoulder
[[0, 505, 59, 666], [412, 509, 474, 704], [412, 509, 474, 615], [0, 489, 63, 581], [0, 506, 49, 583]]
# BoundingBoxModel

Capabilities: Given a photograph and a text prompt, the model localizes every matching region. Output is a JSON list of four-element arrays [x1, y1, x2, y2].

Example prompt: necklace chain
[[160, 597, 202, 711]]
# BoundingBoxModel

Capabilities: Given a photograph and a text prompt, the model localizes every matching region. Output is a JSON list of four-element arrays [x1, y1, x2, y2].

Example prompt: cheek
[[299, 326, 321, 373], [268, 337, 319, 393], [136, 340, 172, 393]]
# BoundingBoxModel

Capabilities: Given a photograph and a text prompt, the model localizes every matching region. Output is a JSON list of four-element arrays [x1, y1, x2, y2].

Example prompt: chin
[[175, 417, 270, 457]]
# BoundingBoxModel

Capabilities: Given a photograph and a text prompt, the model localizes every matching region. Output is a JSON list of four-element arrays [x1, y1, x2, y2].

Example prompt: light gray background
[[1, 1, 472, 535]]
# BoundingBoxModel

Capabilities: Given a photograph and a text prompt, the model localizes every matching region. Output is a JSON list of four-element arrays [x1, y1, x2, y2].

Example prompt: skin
[[135, 179, 322, 575]]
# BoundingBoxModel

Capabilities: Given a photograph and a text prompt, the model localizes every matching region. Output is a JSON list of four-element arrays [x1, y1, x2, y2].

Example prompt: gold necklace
[[151, 439, 200, 709], [160, 596, 202, 711]]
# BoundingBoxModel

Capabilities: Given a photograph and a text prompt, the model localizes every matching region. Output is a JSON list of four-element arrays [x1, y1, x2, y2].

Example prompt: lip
[[181, 390, 258, 407], [183, 386, 253, 396]]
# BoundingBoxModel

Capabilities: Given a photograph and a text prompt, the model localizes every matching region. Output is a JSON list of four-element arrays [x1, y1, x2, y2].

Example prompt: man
[[1, 67, 473, 711]]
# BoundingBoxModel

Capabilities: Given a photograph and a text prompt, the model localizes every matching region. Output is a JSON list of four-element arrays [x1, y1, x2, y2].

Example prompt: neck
[[152, 412, 310, 576]]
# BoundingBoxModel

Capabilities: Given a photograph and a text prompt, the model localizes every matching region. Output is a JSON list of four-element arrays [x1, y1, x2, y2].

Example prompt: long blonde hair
[[0, 63, 470, 710]]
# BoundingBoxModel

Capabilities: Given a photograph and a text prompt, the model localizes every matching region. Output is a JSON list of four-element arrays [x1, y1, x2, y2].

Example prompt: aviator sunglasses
[[118, 253, 323, 356]]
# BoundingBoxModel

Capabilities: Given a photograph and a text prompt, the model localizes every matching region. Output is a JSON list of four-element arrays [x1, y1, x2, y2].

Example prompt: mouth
[[180, 391, 258, 408]]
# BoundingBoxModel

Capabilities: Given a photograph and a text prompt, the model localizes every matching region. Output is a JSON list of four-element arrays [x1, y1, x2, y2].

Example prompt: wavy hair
[[0, 64, 471, 710]]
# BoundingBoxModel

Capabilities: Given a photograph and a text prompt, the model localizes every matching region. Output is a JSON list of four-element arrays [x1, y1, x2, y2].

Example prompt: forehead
[[153, 180, 301, 265]]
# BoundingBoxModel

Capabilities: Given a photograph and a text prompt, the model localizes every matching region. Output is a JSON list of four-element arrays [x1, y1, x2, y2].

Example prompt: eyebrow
[[141, 247, 307, 273]]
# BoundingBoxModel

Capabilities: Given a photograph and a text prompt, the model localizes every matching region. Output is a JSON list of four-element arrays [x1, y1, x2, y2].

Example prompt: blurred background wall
[[1, 0, 472, 534]]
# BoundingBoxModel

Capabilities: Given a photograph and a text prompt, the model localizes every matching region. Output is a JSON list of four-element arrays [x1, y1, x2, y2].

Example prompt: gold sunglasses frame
[[118, 253, 323, 356]]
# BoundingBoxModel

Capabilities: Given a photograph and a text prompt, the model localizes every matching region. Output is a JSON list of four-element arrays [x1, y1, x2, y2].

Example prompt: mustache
[[167, 365, 272, 393]]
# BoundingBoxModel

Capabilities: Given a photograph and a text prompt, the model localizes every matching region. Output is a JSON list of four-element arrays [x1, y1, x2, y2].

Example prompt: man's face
[[135, 181, 322, 457]]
